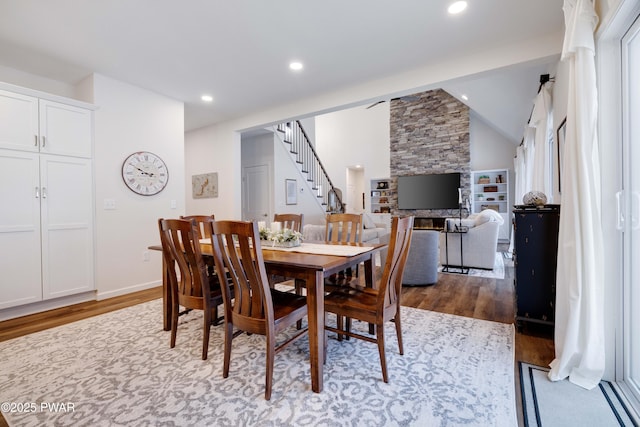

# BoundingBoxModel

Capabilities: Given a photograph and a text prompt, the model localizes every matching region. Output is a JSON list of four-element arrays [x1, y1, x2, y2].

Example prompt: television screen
[[397, 173, 461, 210]]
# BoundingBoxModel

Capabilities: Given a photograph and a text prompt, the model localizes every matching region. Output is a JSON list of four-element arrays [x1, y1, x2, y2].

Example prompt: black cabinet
[[513, 205, 560, 329]]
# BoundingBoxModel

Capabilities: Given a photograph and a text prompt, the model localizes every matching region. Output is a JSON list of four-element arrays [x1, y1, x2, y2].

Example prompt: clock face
[[122, 151, 169, 196]]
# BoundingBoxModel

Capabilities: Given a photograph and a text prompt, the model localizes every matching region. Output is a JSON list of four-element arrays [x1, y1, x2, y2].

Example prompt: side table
[[441, 227, 469, 274]]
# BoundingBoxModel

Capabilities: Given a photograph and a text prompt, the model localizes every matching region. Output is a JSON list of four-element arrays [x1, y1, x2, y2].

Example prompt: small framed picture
[[286, 179, 297, 205], [371, 191, 381, 197]]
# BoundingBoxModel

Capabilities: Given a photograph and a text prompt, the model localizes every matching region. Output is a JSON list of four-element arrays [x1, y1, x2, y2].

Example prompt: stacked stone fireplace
[[389, 89, 470, 220]]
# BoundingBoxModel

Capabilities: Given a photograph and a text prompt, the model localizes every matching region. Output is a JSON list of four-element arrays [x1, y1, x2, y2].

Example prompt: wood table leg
[[364, 254, 376, 334], [162, 257, 171, 331], [305, 270, 325, 393]]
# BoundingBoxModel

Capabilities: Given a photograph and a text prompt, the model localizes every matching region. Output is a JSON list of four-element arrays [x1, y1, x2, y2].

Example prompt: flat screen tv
[[397, 173, 461, 210]]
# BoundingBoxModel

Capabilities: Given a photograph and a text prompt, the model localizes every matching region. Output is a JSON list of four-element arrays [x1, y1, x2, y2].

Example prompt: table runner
[[261, 242, 374, 256], [199, 239, 373, 257]]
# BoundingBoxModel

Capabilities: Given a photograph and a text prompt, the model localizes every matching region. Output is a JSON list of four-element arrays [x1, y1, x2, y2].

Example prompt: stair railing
[[276, 120, 344, 212]]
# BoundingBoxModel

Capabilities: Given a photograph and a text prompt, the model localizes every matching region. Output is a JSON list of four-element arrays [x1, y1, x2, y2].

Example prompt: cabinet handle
[[35, 186, 40, 198], [34, 135, 38, 147], [616, 191, 624, 230], [633, 191, 640, 231], [42, 136, 46, 147], [42, 187, 47, 198]]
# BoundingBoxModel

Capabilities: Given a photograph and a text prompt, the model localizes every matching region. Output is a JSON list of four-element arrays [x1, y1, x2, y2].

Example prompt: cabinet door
[[39, 100, 92, 158], [40, 155, 94, 299], [0, 90, 39, 152], [0, 150, 43, 309]]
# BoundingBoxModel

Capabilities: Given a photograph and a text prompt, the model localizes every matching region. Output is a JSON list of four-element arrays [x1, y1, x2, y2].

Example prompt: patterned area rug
[[519, 363, 638, 426], [439, 252, 505, 279], [0, 300, 516, 426]]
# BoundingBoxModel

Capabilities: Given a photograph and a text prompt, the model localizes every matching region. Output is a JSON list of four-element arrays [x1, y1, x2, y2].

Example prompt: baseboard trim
[[96, 280, 161, 301], [0, 291, 96, 322]]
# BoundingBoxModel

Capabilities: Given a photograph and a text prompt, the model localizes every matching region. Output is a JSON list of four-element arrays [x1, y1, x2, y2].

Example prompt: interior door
[[243, 164, 271, 222], [622, 14, 640, 407]]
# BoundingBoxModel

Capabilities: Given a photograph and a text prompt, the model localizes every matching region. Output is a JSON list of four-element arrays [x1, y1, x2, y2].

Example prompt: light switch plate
[[104, 199, 116, 210]]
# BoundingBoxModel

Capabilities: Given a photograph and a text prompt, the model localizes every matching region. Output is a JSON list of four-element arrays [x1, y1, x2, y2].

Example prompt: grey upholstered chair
[[379, 229, 439, 286], [402, 230, 440, 286]]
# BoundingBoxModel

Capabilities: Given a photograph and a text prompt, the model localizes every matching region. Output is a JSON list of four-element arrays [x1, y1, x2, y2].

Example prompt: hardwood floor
[[0, 256, 553, 426]]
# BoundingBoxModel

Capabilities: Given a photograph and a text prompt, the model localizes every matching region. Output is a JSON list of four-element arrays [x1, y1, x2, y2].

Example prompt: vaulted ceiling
[[0, 0, 564, 142]]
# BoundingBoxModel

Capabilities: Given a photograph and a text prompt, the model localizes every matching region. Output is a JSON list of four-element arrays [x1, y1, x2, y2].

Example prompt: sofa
[[439, 209, 503, 270]]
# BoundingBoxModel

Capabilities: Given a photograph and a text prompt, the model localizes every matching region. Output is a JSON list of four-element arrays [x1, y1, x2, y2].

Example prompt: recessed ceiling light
[[289, 61, 304, 71], [201, 95, 213, 102], [448, 1, 467, 14], [461, 94, 469, 101]]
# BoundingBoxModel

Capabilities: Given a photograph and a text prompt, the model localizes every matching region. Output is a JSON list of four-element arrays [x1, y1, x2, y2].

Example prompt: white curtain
[[530, 82, 554, 201], [521, 127, 536, 201], [510, 144, 528, 253], [548, 0, 605, 390]]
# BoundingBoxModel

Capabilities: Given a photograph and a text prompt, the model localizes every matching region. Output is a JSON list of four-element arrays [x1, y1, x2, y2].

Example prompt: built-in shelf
[[471, 169, 510, 241]]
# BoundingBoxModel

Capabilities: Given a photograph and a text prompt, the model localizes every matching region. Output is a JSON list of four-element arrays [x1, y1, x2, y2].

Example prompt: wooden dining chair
[[158, 217, 225, 360], [181, 214, 216, 274], [325, 213, 363, 244], [209, 220, 309, 400], [180, 214, 215, 239], [325, 213, 364, 283], [273, 213, 303, 232], [323, 215, 414, 383]]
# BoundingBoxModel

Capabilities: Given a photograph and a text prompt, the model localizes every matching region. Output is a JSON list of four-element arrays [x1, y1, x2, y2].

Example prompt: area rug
[[439, 252, 505, 279], [519, 362, 638, 426], [0, 300, 516, 426]]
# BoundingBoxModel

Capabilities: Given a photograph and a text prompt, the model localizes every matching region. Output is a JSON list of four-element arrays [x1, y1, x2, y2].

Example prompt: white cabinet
[[0, 150, 42, 308], [471, 169, 510, 241], [0, 85, 94, 310], [0, 90, 92, 157], [40, 155, 94, 300], [0, 90, 39, 152]]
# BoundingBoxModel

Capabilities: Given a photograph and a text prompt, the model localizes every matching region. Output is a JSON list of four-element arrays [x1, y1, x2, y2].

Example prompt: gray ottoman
[[402, 230, 440, 286]]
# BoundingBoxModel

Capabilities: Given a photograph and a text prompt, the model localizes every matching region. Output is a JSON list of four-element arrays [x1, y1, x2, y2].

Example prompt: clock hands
[[135, 166, 155, 177]]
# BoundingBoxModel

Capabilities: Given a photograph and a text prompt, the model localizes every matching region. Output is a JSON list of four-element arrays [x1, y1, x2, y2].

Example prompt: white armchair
[[439, 210, 503, 269]]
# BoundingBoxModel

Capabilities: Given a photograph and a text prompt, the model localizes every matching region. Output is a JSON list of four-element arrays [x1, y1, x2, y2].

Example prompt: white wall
[[469, 111, 517, 207], [315, 103, 391, 210], [91, 73, 185, 299], [184, 123, 241, 219], [0, 64, 78, 99]]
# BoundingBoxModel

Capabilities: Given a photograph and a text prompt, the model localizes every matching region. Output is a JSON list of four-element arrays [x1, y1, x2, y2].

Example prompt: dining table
[[148, 240, 385, 394]]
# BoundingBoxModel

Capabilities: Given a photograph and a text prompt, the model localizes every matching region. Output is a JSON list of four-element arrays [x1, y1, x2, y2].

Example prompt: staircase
[[276, 120, 345, 213]]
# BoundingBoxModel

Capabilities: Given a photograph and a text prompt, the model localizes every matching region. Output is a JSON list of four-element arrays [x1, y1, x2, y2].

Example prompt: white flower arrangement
[[258, 226, 302, 247]]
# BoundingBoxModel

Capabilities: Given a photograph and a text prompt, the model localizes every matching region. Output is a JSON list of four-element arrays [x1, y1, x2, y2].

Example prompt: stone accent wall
[[389, 89, 470, 218]]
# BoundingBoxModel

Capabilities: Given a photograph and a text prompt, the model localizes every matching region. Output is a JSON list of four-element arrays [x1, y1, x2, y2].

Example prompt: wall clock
[[122, 151, 169, 196]]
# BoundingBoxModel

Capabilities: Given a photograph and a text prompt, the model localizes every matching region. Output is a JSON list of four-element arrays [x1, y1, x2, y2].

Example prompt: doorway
[[242, 164, 271, 222], [621, 11, 640, 409], [346, 167, 365, 214]]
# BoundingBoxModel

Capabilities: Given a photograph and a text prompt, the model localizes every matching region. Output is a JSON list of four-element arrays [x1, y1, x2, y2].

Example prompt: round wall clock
[[122, 151, 169, 196]]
